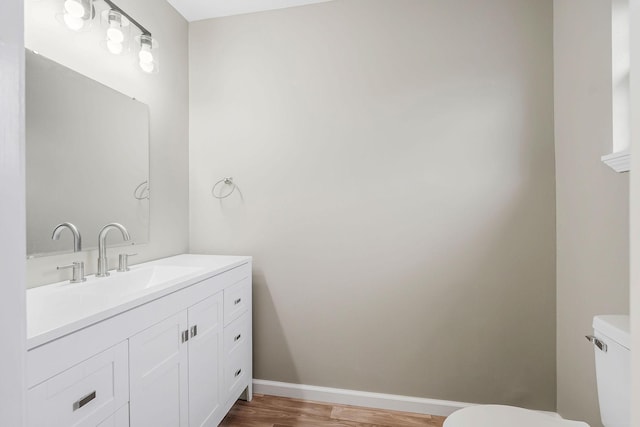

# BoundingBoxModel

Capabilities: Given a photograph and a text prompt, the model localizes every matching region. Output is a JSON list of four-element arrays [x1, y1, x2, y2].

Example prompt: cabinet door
[[188, 293, 224, 427], [129, 312, 189, 427]]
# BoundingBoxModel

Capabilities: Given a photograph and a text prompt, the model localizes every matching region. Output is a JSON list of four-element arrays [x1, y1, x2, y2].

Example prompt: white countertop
[[27, 254, 251, 350]]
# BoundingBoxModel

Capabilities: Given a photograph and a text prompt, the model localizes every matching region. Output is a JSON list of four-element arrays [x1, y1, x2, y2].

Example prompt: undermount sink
[[27, 254, 250, 348]]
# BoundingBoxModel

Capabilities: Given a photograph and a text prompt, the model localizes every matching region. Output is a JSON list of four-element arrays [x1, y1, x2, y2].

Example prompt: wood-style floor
[[219, 394, 447, 427]]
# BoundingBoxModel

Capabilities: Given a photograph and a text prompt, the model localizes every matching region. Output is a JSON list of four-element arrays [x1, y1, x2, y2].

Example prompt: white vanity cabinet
[[27, 255, 252, 427]]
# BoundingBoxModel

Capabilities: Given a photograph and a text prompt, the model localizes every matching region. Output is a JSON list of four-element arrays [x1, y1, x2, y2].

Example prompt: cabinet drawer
[[224, 311, 250, 358], [224, 343, 250, 402], [28, 341, 129, 427], [223, 277, 251, 326]]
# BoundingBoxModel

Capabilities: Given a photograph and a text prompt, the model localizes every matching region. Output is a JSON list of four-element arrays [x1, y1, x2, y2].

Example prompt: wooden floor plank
[[222, 404, 380, 427], [235, 394, 334, 418], [331, 405, 445, 426], [219, 394, 447, 427]]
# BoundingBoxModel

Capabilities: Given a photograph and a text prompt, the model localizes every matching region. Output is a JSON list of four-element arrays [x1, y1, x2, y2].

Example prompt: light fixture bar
[[103, 0, 150, 36]]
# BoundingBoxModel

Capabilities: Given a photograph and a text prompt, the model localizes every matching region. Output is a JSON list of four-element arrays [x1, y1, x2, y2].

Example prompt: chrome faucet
[[51, 222, 82, 252], [97, 223, 131, 277], [52, 222, 86, 283]]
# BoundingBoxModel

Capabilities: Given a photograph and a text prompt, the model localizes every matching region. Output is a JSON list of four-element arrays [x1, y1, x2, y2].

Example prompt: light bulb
[[107, 40, 123, 55], [139, 60, 154, 73], [63, 13, 84, 31], [107, 26, 124, 43], [138, 45, 153, 63], [64, 0, 85, 18]]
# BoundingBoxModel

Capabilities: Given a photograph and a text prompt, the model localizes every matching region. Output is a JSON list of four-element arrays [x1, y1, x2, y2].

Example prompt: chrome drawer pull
[[586, 335, 608, 352], [234, 298, 242, 305], [73, 391, 96, 411], [182, 330, 189, 343], [191, 325, 198, 338], [234, 334, 242, 342], [234, 369, 242, 377]]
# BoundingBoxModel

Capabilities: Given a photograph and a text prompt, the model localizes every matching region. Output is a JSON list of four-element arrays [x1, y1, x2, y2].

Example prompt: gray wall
[[0, 0, 26, 423], [189, 0, 556, 409], [554, 1, 630, 425], [24, 0, 190, 287]]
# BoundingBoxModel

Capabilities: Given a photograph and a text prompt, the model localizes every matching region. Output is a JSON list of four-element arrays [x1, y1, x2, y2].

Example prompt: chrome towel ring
[[211, 177, 237, 199]]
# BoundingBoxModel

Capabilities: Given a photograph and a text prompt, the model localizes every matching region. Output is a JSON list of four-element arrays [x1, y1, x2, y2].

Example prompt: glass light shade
[[138, 44, 153, 63], [106, 40, 124, 55], [101, 10, 130, 55], [63, 14, 84, 31], [59, 0, 94, 32], [107, 27, 124, 43], [136, 35, 159, 74], [139, 61, 155, 73], [64, 0, 85, 18]]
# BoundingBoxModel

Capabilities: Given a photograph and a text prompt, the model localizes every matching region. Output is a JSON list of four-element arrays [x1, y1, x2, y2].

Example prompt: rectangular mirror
[[26, 50, 150, 257]]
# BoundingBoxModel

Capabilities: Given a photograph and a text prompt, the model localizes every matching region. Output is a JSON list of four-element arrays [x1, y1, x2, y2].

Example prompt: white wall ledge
[[602, 150, 630, 172]]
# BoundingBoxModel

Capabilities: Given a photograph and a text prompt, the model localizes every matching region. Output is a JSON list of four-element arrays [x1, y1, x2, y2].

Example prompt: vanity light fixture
[[58, 0, 159, 73]]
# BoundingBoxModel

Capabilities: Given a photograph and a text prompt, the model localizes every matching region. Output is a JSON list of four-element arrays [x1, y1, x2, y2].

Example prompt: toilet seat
[[443, 405, 590, 427]]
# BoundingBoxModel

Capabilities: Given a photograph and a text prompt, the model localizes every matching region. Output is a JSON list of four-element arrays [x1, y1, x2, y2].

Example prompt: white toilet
[[444, 315, 630, 427]]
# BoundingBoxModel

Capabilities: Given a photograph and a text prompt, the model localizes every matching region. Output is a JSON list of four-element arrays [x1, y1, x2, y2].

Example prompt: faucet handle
[[117, 253, 137, 272], [57, 261, 87, 284]]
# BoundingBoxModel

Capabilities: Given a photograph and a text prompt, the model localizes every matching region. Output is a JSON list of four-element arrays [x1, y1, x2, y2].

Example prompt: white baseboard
[[252, 379, 471, 416], [252, 379, 562, 419]]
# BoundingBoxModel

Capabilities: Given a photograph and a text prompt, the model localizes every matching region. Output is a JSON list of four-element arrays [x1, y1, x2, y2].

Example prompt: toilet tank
[[592, 315, 630, 427]]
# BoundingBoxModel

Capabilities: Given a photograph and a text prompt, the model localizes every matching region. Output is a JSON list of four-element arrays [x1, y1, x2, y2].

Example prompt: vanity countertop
[[27, 254, 251, 350]]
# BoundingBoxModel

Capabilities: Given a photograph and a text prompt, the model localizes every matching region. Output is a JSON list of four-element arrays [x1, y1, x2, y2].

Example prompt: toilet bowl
[[443, 405, 588, 427]]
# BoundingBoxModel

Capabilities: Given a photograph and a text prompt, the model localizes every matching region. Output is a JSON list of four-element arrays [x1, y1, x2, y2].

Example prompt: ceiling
[[167, 0, 335, 22]]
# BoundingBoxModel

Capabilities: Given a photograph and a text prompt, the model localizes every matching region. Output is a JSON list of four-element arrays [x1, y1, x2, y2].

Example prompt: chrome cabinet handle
[[234, 298, 242, 305], [234, 369, 242, 377], [73, 391, 96, 411], [234, 334, 242, 342], [182, 330, 189, 343], [586, 335, 608, 352], [190, 325, 198, 338]]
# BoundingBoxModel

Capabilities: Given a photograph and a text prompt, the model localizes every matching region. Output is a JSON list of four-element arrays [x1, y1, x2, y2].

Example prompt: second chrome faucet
[[97, 223, 131, 277]]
